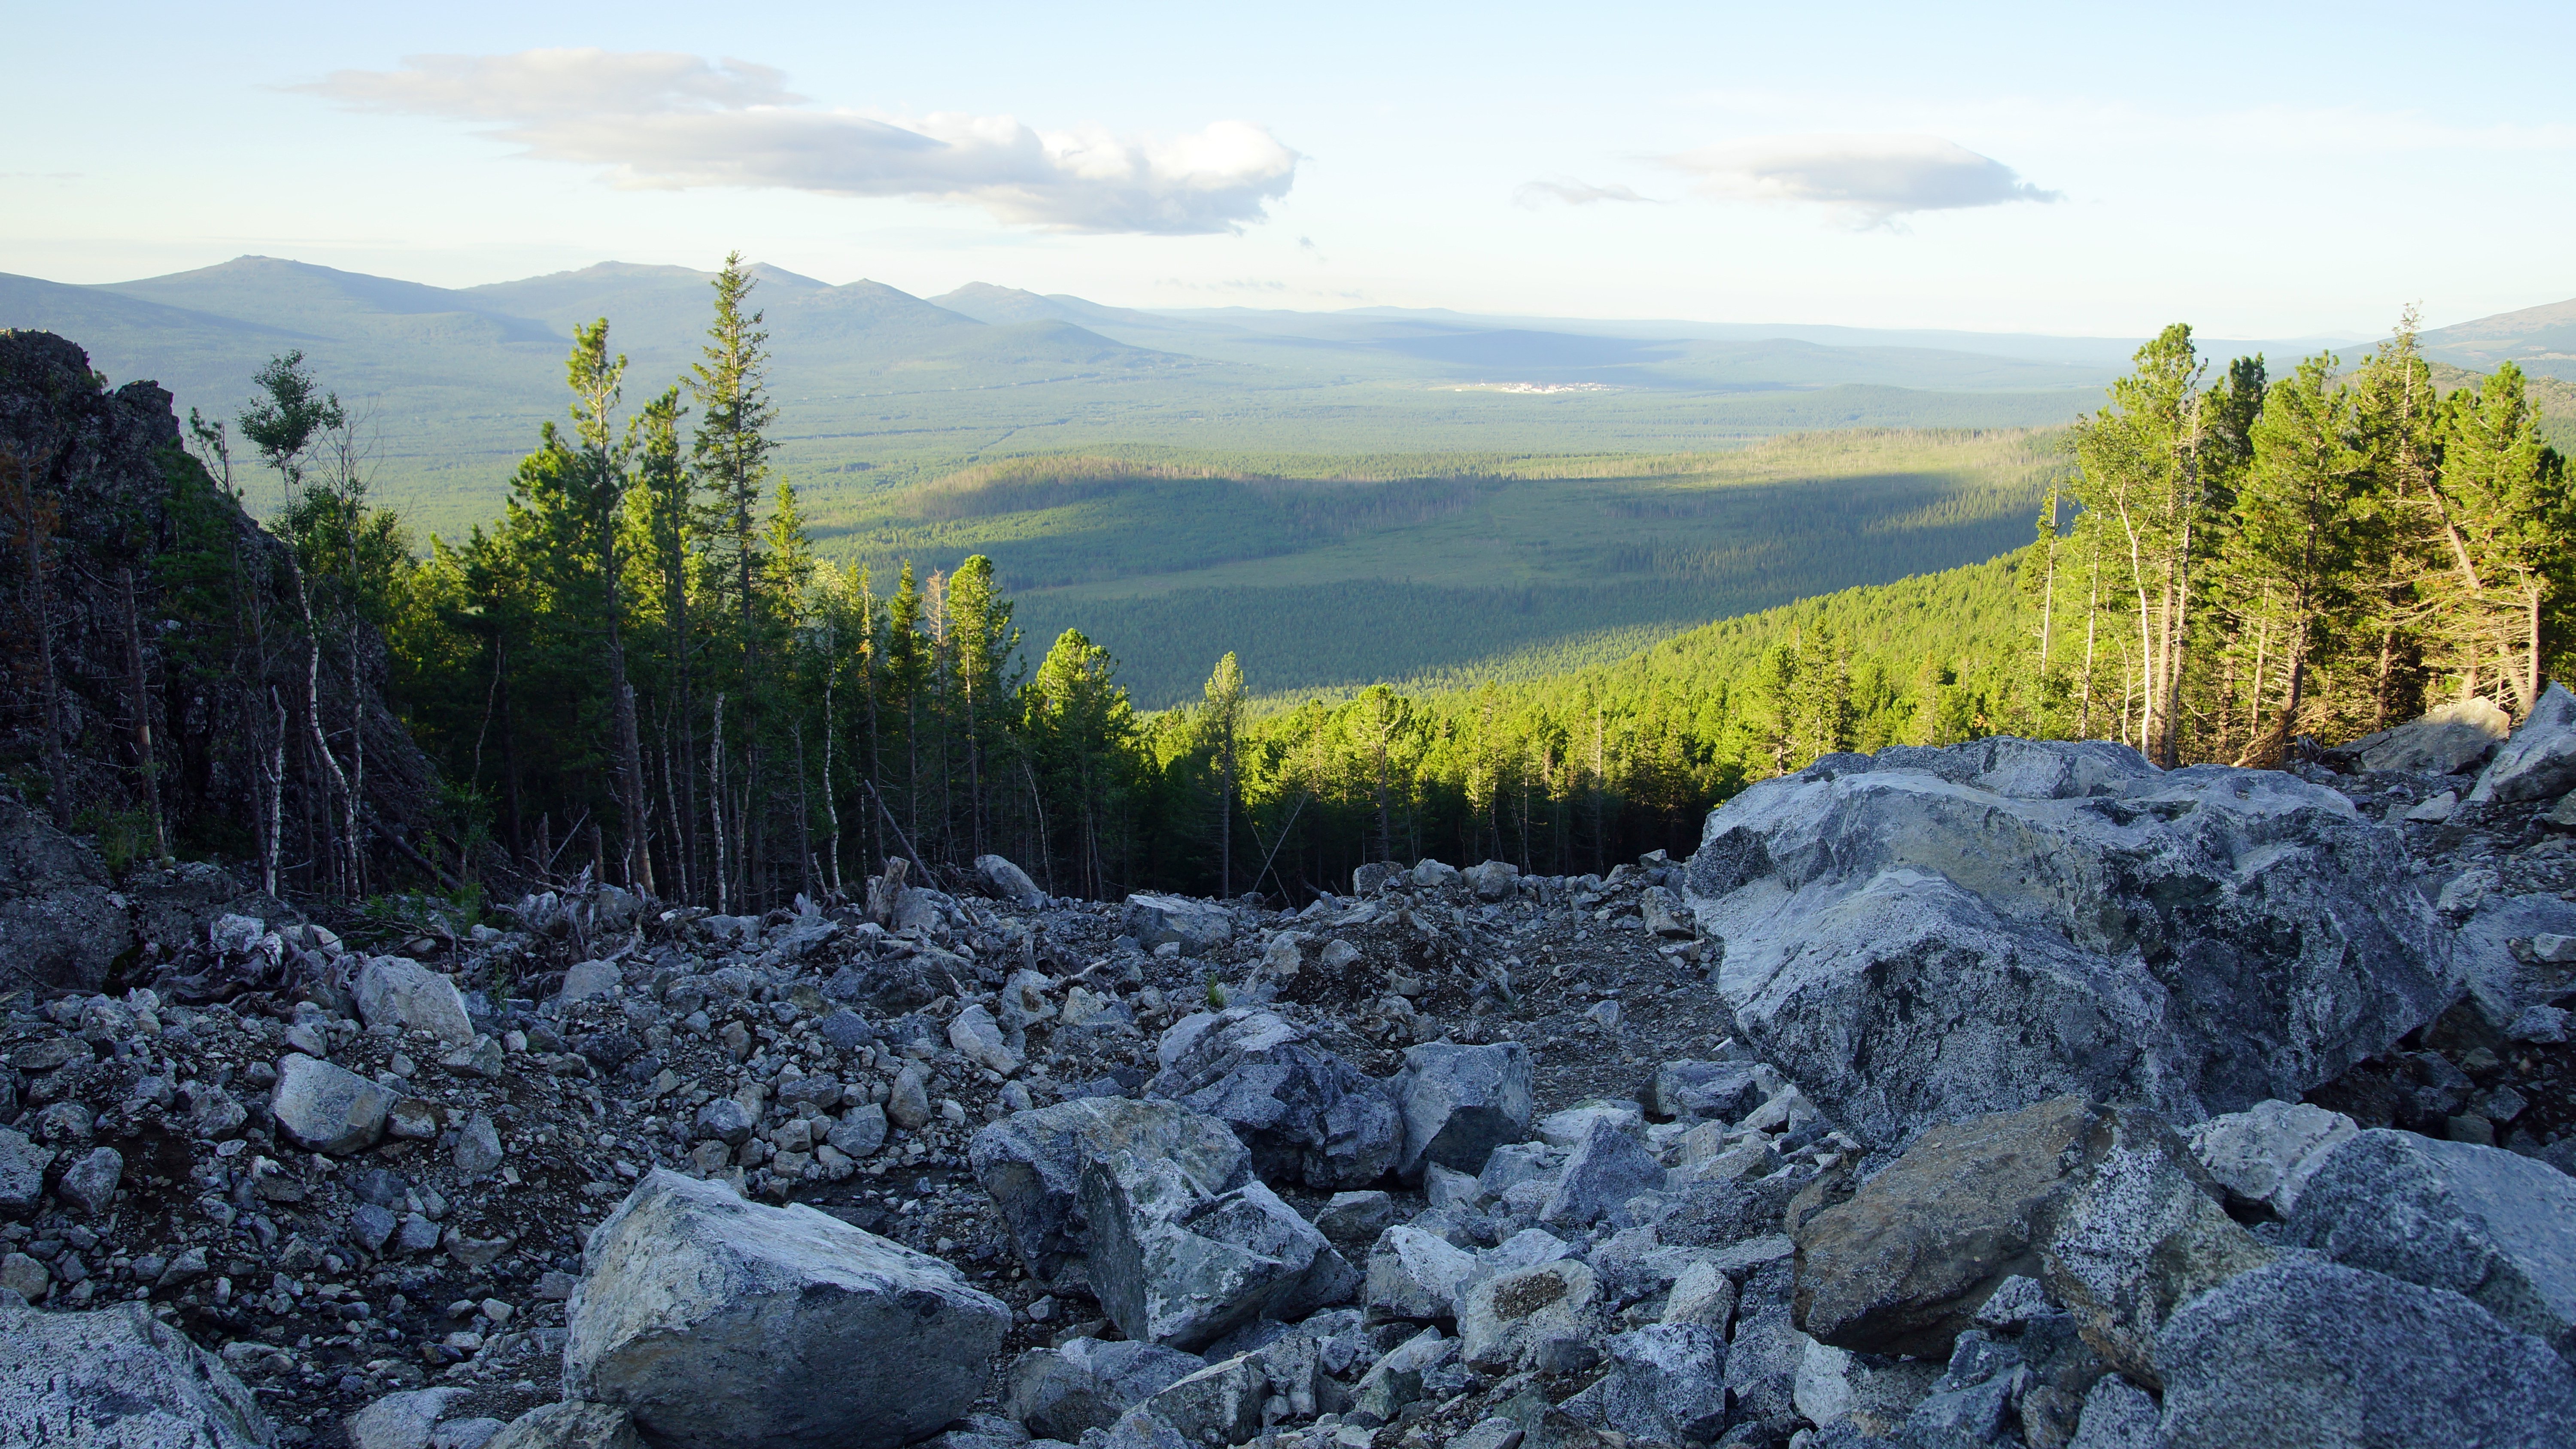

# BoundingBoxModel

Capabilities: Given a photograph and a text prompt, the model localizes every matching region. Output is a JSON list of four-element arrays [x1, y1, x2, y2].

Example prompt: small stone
[[54, 1146, 122, 1215], [454, 1115, 504, 1177]]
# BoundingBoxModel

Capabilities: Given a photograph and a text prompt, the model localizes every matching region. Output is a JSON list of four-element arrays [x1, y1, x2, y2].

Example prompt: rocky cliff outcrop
[[0, 330, 435, 928]]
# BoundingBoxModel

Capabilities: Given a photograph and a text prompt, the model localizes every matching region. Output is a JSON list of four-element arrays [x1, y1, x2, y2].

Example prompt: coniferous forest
[[48, 258, 2567, 912]]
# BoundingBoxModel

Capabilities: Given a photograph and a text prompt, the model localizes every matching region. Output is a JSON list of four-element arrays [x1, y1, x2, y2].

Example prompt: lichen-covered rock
[[1795, 1095, 2269, 1369], [1679, 738, 2453, 1147], [0, 1299, 275, 1447], [565, 1170, 1008, 1449], [1458, 1258, 1600, 1373], [972, 1097, 1253, 1291], [1146, 1009, 1400, 1190], [2285, 1128, 2576, 1361], [2157, 1258, 2576, 1448]]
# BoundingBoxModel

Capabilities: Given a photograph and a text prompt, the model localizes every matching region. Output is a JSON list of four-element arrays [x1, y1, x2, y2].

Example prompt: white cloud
[[1665, 133, 2059, 227], [296, 49, 1300, 236], [1514, 178, 1657, 209]]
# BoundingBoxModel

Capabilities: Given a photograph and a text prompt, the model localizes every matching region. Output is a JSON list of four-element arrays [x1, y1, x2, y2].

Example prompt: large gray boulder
[[976, 854, 1046, 907], [2285, 1128, 2576, 1360], [2157, 1258, 2576, 1448], [0, 1298, 275, 1446], [1391, 1040, 1533, 1180], [2330, 696, 2511, 775], [2470, 681, 2576, 803], [2184, 1099, 2356, 1216], [355, 956, 476, 1044], [270, 1053, 393, 1155], [970, 1097, 1253, 1291], [1122, 894, 1234, 955], [565, 1170, 1008, 1449], [1079, 1148, 1358, 1350], [1147, 1009, 1401, 1189], [1679, 738, 2453, 1147]]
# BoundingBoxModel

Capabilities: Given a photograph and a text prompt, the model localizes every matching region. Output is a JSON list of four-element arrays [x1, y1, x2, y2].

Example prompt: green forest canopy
[[152, 261, 2574, 910]]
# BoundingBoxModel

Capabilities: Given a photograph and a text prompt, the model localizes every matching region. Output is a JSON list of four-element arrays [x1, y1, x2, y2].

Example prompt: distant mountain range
[[2, 255, 2564, 540]]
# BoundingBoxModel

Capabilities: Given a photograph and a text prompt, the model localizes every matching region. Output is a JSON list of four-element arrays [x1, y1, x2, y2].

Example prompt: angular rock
[[1313, 1189, 1396, 1248], [971, 1097, 1252, 1290], [2184, 1099, 2357, 1215], [356, 956, 476, 1044], [2454, 891, 2576, 1028], [828, 1104, 888, 1161], [1653, 1059, 1765, 1122], [2285, 1127, 2576, 1360], [1350, 1326, 1455, 1425], [1005, 1338, 1203, 1441], [2038, 1106, 2274, 1384], [1637, 887, 1696, 939], [2330, 696, 2512, 775], [977, 854, 1046, 907], [1135, 1354, 1262, 1446], [1351, 862, 1405, 894], [0, 1299, 273, 1447], [1121, 894, 1234, 956], [889, 1063, 932, 1129], [557, 961, 623, 1006], [1366, 1225, 1479, 1321], [481, 1401, 643, 1449], [1793, 1338, 1942, 1437], [1539, 1116, 1665, 1228], [270, 1053, 393, 1155], [1458, 1258, 1600, 1373], [1679, 739, 2454, 1148], [2157, 1258, 2576, 1448], [2470, 681, 2576, 804], [566, 1170, 1008, 1449], [951, 1003, 1023, 1075], [1592, 1322, 1727, 1443], [1392, 1040, 1533, 1180], [1463, 860, 1520, 901], [351, 1387, 473, 1449], [1079, 1149, 1357, 1350], [1146, 1009, 1400, 1190], [1535, 1099, 1642, 1148], [2066, 1376, 2160, 1449], [55, 1146, 122, 1216], [0, 1128, 54, 1217], [1798, 1096, 2257, 1362], [454, 1115, 504, 1178]]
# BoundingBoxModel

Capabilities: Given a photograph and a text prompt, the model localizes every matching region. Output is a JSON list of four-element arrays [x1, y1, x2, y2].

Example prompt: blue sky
[[7, 1, 2570, 336]]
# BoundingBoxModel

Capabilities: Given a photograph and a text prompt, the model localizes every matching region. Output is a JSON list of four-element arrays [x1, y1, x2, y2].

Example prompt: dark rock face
[[0, 330, 435, 890], [0, 794, 131, 990], [1680, 738, 2454, 1147]]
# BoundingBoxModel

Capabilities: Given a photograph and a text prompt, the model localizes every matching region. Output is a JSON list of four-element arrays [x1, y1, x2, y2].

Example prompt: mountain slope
[[2421, 296, 2576, 378]]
